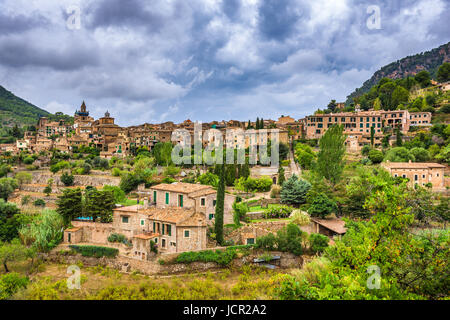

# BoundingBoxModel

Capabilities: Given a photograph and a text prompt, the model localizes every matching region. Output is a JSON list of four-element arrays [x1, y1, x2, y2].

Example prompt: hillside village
[[0, 63, 449, 301]]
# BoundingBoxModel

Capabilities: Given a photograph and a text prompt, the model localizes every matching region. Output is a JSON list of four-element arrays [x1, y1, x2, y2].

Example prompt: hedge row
[[69, 245, 119, 258], [175, 245, 254, 266]]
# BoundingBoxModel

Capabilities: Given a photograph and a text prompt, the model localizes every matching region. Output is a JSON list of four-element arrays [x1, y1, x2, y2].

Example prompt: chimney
[[143, 198, 149, 209], [408, 160, 412, 164]]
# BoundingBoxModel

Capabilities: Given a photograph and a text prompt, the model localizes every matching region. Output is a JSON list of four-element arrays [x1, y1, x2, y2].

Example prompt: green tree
[[15, 172, 32, 187], [368, 149, 384, 164], [278, 166, 285, 186], [280, 175, 311, 206], [307, 193, 337, 218], [391, 86, 409, 109], [0, 200, 21, 242], [409, 147, 431, 162], [415, 70, 431, 88], [19, 210, 63, 252], [0, 239, 34, 273], [0, 178, 18, 201], [84, 190, 115, 223], [56, 188, 83, 226], [60, 172, 74, 186], [214, 163, 225, 245], [315, 125, 346, 186], [436, 62, 450, 83]]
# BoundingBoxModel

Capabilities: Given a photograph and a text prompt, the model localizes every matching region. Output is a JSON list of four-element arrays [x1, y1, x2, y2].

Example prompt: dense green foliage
[[0, 272, 29, 300], [256, 224, 305, 256], [280, 175, 311, 206], [69, 245, 119, 258], [309, 233, 329, 254], [307, 193, 337, 218], [315, 125, 346, 186]]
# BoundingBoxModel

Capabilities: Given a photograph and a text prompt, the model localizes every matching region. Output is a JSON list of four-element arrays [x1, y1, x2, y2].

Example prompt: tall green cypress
[[260, 118, 264, 129], [370, 126, 375, 146], [256, 117, 260, 130], [214, 162, 225, 245], [278, 166, 285, 186]]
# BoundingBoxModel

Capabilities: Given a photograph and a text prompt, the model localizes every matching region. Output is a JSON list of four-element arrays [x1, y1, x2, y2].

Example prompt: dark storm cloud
[[0, 0, 449, 125], [0, 12, 48, 34], [257, 0, 303, 41], [86, 0, 166, 32], [0, 38, 100, 71]]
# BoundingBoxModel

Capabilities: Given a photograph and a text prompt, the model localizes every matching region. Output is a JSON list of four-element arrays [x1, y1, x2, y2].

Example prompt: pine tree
[[256, 117, 260, 130], [214, 163, 225, 245], [56, 188, 83, 226]]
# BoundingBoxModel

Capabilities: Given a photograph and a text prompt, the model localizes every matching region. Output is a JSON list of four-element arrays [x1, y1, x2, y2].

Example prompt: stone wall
[[44, 247, 303, 276], [28, 171, 120, 187]]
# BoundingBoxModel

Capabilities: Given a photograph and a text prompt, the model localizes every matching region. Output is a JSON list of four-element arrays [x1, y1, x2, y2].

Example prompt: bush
[[368, 149, 384, 164], [33, 199, 46, 207], [21, 195, 32, 206], [60, 173, 74, 186], [111, 167, 122, 177], [0, 273, 29, 300], [290, 210, 311, 226], [309, 233, 329, 254], [175, 248, 238, 266], [232, 202, 249, 226], [270, 185, 281, 198], [69, 245, 119, 258], [263, 205, 293, 219], [256, 224, 305, 255], [107, 233, 131, 247], [307, 193, 337, 218], [361, 145, 371, 156]]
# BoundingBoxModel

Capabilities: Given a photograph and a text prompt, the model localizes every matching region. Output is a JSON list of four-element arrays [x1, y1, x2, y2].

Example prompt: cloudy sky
[[0, 0, 449, 126]]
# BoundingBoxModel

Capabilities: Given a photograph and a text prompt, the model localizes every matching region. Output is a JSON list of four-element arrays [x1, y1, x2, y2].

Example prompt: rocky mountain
[[346, 42, 450, 104]]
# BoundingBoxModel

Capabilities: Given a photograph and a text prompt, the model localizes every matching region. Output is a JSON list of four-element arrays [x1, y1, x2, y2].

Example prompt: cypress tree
[[256, 117, 260, 130], [260, 118, 264, 129], [278, 166, 285, 186], [214, 162, 225, 245], [370, 126, 375, 146]]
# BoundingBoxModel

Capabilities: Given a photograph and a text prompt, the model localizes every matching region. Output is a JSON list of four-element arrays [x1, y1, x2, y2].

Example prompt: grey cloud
[[0, 12, 48, 34]]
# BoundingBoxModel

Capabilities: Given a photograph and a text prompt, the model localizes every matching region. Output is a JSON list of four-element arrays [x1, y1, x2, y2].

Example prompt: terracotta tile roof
[[150, 182, 211, 194], [383, 162, 446, 169], [134, 233, 159, 240], [141, 207, 206, 227], [311, 218, 347, 235]]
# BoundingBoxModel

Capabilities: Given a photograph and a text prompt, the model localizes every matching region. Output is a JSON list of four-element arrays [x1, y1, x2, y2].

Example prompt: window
[[201, 198, 206, 206], [178, 194, 183, 207], [209, 214, 215, 220], [184, 230, 190, 238], [153, 222, 156, 232], [140, 219, 145, 226], [162, 224, 165, 235], [167, 225, 172, 236], [213, 200, 216, 207], [165, 192, 169, 205], [122, 216, 129, 223], [162, 239, 166, 248], [414, 175, 418, 181], [153, 191, 157, 203], [246, 238, 255, 245]]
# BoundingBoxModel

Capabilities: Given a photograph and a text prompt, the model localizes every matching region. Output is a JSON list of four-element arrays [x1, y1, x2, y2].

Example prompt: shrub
[[235, 176, 273, 193], [290, 210, 311, 226], [111, 167, 122, 177], [256, 224, 305, 256], [15, 172, 32, 186], [0, 273, 29, 300], [60, 172, 74, 186], [309, 233, 329, 254], [232, 202, 249, 226], [175, 248, 238, 266], [361, 145, 371, 156], [21, 195, 32, 206], [368, 149, 384, 164], [307, 193, 337, 218], [33, 199, 46, 207], [263, 205, 293, 219], [69, 245, 119, 258], [270, 185, 281, 198]]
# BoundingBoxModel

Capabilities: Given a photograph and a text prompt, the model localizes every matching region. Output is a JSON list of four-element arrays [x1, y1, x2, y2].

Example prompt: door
[[178, 194, 183, 207], [68, 233, 71, 243]]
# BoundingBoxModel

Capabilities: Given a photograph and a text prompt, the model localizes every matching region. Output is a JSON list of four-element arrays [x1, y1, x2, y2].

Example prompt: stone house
[[149, 182, 234, 225], [381, 161, 447, 192]]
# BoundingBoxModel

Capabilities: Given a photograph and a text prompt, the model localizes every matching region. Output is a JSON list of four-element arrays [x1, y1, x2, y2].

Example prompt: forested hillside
[[346, 42, 450, 104]]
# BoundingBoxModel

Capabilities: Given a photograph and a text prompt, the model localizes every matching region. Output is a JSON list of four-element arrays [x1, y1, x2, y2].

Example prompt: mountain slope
[[346, 42, 450, 104], [0, 85, 51, 127]]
